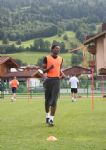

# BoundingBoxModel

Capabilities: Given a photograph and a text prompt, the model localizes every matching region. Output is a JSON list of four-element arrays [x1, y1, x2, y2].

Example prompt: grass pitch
[[0, 96, 106, 150]]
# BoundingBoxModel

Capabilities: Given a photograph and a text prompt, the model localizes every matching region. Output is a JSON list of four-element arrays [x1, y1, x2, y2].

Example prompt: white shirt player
[[69, 76, 79, 88]]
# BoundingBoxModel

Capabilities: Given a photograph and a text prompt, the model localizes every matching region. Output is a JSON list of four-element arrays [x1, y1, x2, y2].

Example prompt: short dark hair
[[51, 45, 59, 50]]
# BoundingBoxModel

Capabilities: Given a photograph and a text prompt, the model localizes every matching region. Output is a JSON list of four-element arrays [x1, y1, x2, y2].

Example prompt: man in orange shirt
[[9, 77, 19, 101], [42, 45, 65, 126]]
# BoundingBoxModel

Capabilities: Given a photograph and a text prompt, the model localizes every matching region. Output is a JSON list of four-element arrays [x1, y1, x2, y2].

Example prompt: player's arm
[[60, 59, 65, 79], [9, 81, 12, 87], [77, 78, 80, 88], [17, 81, 19, 86], [68, 78, 71, 85]]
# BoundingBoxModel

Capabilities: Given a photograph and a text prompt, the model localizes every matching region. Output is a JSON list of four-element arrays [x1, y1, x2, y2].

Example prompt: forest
[[0, 0, 105, 41]]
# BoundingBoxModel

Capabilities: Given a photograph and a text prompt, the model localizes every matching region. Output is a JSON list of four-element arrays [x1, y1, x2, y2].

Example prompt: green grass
[[1, 52, 72, 66], [0, 96, 106, 150], [4, 52, 48, 65]]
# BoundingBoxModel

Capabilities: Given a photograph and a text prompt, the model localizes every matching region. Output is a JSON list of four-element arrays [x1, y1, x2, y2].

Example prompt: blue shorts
[[12, 87, 17, 93]]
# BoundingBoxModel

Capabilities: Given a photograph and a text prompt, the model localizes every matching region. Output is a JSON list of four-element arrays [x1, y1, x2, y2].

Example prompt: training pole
[[91, 68, 94, 111], [28, 78, 31, 100], [102, 76, 104, 98]]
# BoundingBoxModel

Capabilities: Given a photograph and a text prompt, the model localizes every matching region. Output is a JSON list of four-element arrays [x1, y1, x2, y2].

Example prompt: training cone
[[47, 136, 57, 141]]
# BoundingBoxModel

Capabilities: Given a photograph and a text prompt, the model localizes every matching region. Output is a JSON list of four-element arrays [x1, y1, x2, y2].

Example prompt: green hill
[[1, 52, 72, 67], [0, 0, 105, 41], [0, 31, 78, 49]]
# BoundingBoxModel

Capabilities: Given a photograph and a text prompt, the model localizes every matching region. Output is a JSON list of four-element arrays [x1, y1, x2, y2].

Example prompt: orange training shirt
[[47, 55, 62, 77], [10, 79, 19, 88]]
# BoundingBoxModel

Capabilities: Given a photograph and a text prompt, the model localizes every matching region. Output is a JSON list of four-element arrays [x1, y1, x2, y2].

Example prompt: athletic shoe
[[72, 97, 74, 102], [48, 119, 54, 127], [72, 98, 76, 102]]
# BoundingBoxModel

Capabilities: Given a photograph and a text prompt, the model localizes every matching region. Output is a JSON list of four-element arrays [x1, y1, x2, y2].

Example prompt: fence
[[0, 79, 106, 98]]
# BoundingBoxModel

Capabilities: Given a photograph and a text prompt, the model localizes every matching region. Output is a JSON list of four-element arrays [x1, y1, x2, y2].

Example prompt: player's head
[[51, 45, 60, 56]]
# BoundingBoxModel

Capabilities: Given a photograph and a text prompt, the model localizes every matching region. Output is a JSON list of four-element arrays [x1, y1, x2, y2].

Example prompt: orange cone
[[47, 136, 57, 141]]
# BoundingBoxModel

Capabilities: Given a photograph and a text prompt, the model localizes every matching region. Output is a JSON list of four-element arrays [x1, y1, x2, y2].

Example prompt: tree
[[33, 39, 40, 50], [2, 39, 9, 45], [52, 40, 59, 46], [16, 39, 22, 45], [71, 51, 83, 66], [15, 59, 26, 66], [37, 57, 44, 67], [60, 42, 67, 53], [63, 34, 68, 41]]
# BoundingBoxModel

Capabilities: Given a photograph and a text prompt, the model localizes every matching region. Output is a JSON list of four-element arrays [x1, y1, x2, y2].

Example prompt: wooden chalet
[[0, 56, 42, 80], [84, 23, 106, 76], [0, 56, 19, 78], [63, 66, 91, 76]]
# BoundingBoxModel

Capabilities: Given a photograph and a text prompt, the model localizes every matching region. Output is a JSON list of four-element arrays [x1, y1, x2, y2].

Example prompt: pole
[[28, 78, 31, 100], [91, 68, 94, 111], [102, 76, 104, 98], [86, 77, 89, 97]]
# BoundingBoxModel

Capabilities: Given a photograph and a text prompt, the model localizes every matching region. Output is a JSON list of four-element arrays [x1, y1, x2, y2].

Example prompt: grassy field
[[1, 52, 72, 66], [0, 96, 106, 150]]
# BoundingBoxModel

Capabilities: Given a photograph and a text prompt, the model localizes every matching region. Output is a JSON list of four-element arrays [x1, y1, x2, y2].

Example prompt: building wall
[[96, 37, 104, 74], [0, 64, 9, 76], [104, 36, 106, 68]]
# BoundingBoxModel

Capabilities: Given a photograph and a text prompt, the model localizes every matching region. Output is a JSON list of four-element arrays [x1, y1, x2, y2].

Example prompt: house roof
[[2, 69, 43, 79], [84, 30, 106, 45], [0, 56, 19, 68], [63, 66, 91, 76]]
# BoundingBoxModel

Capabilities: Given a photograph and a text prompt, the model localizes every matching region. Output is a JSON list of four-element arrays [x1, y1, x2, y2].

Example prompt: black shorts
[[44, 78, 60, 107], [12, 87, 17, 93], [71, 88, 78, 93]]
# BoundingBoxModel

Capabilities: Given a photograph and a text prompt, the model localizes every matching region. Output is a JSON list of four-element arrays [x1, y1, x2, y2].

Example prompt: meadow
[[0, 31, 78, 66], [0, 95, 106, 150], [1, 52, 72, 67]]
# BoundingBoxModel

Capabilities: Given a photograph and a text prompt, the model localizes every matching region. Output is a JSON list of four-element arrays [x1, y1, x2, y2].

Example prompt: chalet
[[0, 56, 19, 78], [84, 23, 106, 76], [63, 66, 91, 76], [0, 56, 42, 80]]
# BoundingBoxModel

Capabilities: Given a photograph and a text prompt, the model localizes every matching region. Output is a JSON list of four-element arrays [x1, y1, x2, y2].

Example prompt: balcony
[[99, 68, 106, 75], [88, 45, 96, 55], [88, 60, 95, 68]]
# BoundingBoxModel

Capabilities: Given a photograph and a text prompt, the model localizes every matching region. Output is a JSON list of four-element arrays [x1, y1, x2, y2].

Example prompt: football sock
[[46, 113, 50, 118], [49, 115, 54, 121]]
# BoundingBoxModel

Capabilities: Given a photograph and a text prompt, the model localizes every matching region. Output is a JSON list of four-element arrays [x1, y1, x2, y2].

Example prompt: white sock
[[49, 115, 54, 121], [72, 97, 74, 100], [46, 113, 50, 118]]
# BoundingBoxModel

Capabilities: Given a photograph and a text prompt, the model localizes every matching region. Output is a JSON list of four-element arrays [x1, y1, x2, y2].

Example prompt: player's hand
[[60, 71, 66, 79], [49, 64, 54, 70]]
